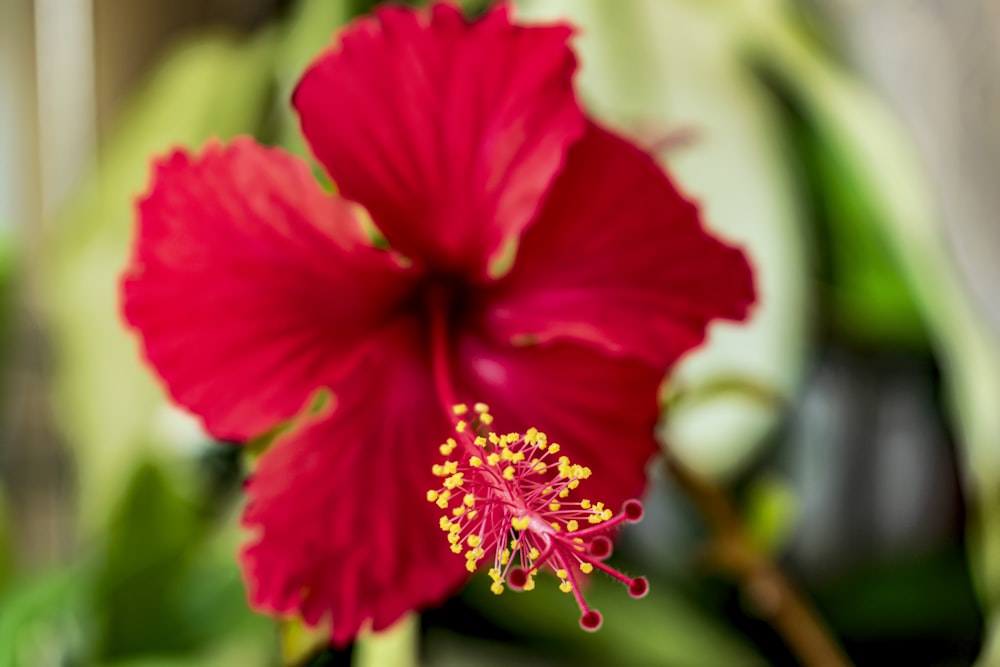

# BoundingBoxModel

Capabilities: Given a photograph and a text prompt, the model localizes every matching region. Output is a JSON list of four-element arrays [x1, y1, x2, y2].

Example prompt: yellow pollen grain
[[452, 404, 469, 415], [511, 516, 531, 531], [581, 499, 591, 510], [463, 493, 475, 507], [447, 533, 459, 544], [474, 402, 490, 413], [500, 549, 511, 565], [450, 544, 462, 553], [456, 420, 467, 433], [427, 490, 439, 502], [580, 562, 594, 574], [524, 576, 536, 591], [490, 581, 504, 595], [503, 466, 516, 481], [452, 506, 465, 517], [548, 443, 560, 454], [559, 580, 573, 593], [567, 520, 579, 531], [556, 569, 568, 579], [488, 432, 500, 445], [533, 461, 547, 473], [474, 436, 487, 447], [469, 456, 483, 467], [528, 547, 540, 560], [439, 517, 451, 531], [439, 438, 457, 455], [549, 502, 561, 511], [551, 522, 562, 532], [466, 560, 477, 572], [467, 509, 478, 519], [486, 453, 501, 466], [559, 489, 570, 499], [467, 534, 481, 547], [479, 412, 494, 425]]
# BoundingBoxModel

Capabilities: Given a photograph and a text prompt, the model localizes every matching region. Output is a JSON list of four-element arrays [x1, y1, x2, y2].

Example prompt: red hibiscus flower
[[121, 2, 754, 646]]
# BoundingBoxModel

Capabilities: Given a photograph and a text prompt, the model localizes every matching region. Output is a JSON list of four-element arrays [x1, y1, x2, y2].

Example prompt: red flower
[[122, 2, 754, 646]]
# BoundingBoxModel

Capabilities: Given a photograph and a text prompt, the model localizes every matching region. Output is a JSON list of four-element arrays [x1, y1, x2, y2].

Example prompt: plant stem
[[664, 454, 853, 667]]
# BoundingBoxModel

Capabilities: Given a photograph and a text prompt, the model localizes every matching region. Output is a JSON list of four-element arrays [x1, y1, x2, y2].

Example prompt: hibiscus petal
[[122, 138, 414, 441], [455, 334, 664, 511], [482, 122, 756, 368], [241, 322, 464, 646], [293, 2, 584, 278]]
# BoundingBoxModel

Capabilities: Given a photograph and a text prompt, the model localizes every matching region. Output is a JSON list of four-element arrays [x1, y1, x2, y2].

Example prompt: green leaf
[[462, 573, 766, 666], [736, 3, 1000, 663]]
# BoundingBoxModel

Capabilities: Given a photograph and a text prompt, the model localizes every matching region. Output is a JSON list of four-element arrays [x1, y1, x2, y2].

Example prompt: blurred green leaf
[[744, 475, 798, 556], [737, 2, 1000, 662], [463, 573, 766, 666], [0, 568, 85, 667]]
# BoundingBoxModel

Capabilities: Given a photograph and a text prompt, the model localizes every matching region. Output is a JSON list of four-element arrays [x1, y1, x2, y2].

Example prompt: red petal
[[293, 3, 584, 278], [122, 138, 414, 441], [240, 322, 463, 646], [482, 122, 756, 368], [455, 334, 663, 510]]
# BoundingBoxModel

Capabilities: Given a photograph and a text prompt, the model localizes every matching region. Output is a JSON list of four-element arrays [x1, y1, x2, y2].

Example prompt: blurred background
[[1, 0, 999, 665]]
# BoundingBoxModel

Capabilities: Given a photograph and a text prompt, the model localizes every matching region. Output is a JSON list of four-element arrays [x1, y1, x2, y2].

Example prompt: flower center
[[427, 404, 649, 632]]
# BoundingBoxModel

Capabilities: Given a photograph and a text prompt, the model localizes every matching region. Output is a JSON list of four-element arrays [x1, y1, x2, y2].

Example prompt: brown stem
[[664, 454, 853, 667]]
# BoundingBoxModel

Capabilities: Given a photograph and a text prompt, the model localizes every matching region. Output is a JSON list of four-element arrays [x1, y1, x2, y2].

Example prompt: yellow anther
[[580, 562, 594, 574], [533, 461, 547, 473], [474, 402, 490, 413], [479, 412, 494, 425], [511, 451, 526, 463], [551, 522, 562, 532], [500, 448, 514, 461], [463, 493, 475, 507], [556, 569, 568, 579], [453, 404, 469, 415], [467, 534, 481, 548], [443, 472, 464, 489], [581, 499, 591, 510], [500, 549, 511, 565], [558, 456, 570, 465], [486, 453, 501, 466], [466, 560, 477, 573], [602, 509, 613, 520], [447, 533, 460, 544], [467, 509, 478, 519], [490, 581, 504, 595], [506, 432, 520, 442], [444, 461, 458, 475], [525, 427, 538, 444], [474, 436, 487, 447], [548, 443, 560, 454], [469, 456, 483, 467], [456, 420, 467, 433], [559, 580, 573, 593], [427, 490, 439, 502], [528, 547, 540, 560], [489, 432, 500, 445], [542, 486, 554, 496], [567, 520, 579, 532], [435, 490, 451, 509], [449, 523, 461, 533], [452, 506, 465, 517], [439, 438, 457, 455], [567, 480, 580, 490], [439, 516, 452, 531], [524, 576, 536, 591], [549, 502, 561, 511], [503, 466, 516, 481], [511, 516, 530, 531], [559, 489, 570, 498], [450, 544, 462, 553]]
